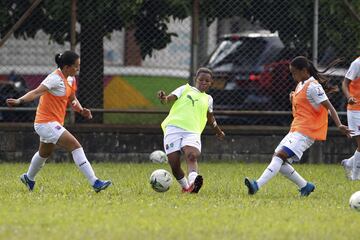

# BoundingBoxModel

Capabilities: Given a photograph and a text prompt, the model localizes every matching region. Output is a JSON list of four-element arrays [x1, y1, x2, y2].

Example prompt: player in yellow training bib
[[157, 67, 225, 193]]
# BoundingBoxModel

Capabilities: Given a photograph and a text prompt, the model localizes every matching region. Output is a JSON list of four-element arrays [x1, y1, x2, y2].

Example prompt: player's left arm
[[207, 111, 225, 140], [69, 93, 92, 119], [321, 100, 352, 137]]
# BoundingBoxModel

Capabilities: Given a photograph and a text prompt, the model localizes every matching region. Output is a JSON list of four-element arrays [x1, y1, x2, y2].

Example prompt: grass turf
[[1, 162, 360, 240]]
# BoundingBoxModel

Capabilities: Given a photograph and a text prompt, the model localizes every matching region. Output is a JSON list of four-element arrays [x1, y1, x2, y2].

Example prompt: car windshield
[[208, 38, 266, 67]]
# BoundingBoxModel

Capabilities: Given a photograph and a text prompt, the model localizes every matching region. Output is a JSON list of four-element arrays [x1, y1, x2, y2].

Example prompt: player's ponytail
[[291, 56, 341, 94], [54, 51, 79, 69]]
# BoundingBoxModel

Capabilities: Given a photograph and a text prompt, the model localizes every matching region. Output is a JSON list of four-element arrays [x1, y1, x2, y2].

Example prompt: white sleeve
[[308, 82, 328, 105], [171, 85, 186, 98], [41, 74, 62, 90], [345, 59, 360, 80], [208, 95, 213, 112]]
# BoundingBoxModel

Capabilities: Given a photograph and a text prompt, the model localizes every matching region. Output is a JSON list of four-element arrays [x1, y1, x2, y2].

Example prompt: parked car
[[0, 78, 35, 122], [205, 31, 346, 125]]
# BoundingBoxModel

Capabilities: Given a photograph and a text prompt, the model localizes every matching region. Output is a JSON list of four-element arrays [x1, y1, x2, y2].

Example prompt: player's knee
[[70, 142, 82, 152], [187, 152, 199, 163], [274, 151, 288, 161]]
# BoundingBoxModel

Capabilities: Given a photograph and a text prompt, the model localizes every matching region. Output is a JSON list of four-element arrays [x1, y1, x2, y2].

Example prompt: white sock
[[27, 152, 47, 181], [188, 171, 198, 185], [72, 148, 97, 185], [177, 177, 190, 189], [257, 156, 283, 188], [279, 163, 307, 189], [352, 151, 360, 180]]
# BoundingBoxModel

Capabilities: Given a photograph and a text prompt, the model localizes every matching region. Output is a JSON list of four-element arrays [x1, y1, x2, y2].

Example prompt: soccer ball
[[349, 191, 360, 211], [149, 169, 172, 192], [149, 150, 168, 163]]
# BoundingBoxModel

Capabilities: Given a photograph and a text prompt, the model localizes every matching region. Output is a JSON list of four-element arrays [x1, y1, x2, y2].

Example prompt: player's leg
[[344, 110, 359, 180], [56, 129, 111, 192], [245, 132, 314, 195], [20, 123, 59, 191], [20, 142, 54, 191], [163, 132, 190, 191], [182, 145, 203, 193], [181, 133, 203, 193], [167, 151, 189, 190], [351, 136, 360, 180], [276, 132, 315, 196], [258, 150, 287, 187]]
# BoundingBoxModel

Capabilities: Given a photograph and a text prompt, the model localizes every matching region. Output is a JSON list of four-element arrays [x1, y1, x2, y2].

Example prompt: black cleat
[[191, 175, 203, 193]]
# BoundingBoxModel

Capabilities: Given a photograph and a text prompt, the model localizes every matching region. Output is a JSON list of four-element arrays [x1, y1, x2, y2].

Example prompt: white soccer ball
[[349, 191, 360, 211], [149, 150, 168, 163], [149, 169, 172, 192]]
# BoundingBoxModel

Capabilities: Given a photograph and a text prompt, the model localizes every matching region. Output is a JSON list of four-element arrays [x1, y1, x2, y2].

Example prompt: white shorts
[[275, 131, 314, 163], [347, 110, 360, 137], [34, 121, 66, 144], [163, 127, 201, 155]]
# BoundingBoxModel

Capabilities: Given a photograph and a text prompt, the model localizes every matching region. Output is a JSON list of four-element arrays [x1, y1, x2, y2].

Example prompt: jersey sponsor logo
[[165, 143, 174, 150], [316, 87, 324, 96], [187, 94, 199, 106], [55, 125, 62, 130]]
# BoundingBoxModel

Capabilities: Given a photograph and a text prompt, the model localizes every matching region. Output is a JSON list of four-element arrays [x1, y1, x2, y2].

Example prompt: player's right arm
[[157, 90, 177, 104], [342, 78, 356, 105], [6, 84, 49, 107]]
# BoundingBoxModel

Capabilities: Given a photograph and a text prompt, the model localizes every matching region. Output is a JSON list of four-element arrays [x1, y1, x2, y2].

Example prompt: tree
[[0, 0, 188, 122], [243, 0, 360, 64]]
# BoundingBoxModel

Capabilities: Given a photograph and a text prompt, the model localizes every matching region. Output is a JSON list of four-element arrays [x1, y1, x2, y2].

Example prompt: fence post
[[70, 0, 77, 125], [190, 0, 200, 85], [313, 0, 319, 67]]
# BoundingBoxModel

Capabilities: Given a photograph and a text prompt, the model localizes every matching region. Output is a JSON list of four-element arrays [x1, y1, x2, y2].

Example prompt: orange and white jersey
[[290, 77, 328, 140], [346, 57, 360, 110], [34, 69, 77, 125]]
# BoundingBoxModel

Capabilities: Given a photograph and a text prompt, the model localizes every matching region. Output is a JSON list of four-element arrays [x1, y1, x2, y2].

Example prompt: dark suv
[[206, 31, 345, 125]]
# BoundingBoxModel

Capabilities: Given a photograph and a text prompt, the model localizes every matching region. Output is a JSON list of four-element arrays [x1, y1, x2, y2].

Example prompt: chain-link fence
[[0, 0, 359, 125]]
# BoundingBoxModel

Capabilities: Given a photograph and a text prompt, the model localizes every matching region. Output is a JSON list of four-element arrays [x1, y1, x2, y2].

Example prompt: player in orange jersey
[[341, 57, 360, 180], [244, 56, 352, 196], [6, 51, 111, 192]]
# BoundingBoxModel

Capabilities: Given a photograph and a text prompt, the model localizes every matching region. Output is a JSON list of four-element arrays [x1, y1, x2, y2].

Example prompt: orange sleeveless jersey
[[290, 80, 328, 140], [347, 57, 360, 110], [34, 69, 77, 125]]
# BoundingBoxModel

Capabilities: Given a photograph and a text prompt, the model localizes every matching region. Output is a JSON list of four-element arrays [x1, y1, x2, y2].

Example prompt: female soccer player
[[244, 56, 352, 196], [157, 67, 225, 193], [6, 51, 111, 192], [341, 57, 360, 180]]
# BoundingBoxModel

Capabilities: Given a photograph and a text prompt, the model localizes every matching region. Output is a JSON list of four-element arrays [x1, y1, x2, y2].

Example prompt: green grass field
[[1, 163, 360, 240]]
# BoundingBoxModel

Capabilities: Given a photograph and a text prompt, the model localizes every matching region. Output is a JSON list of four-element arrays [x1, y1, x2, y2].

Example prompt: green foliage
[[134, 0, 189, 58], [1, 163, 360, 239], [243, 0, 360, 62], [202, 0, 251, 24]]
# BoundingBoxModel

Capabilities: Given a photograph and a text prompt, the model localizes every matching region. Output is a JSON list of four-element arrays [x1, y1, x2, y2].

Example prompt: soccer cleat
[[244, 177, 259, 195], [92, 179, 112, 193], [182, 175, 204, 193], [299, 182, 315, 196], [190, 175, 203, 193], [20, 174, 35, 191], [341, 159, 353, 180]]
